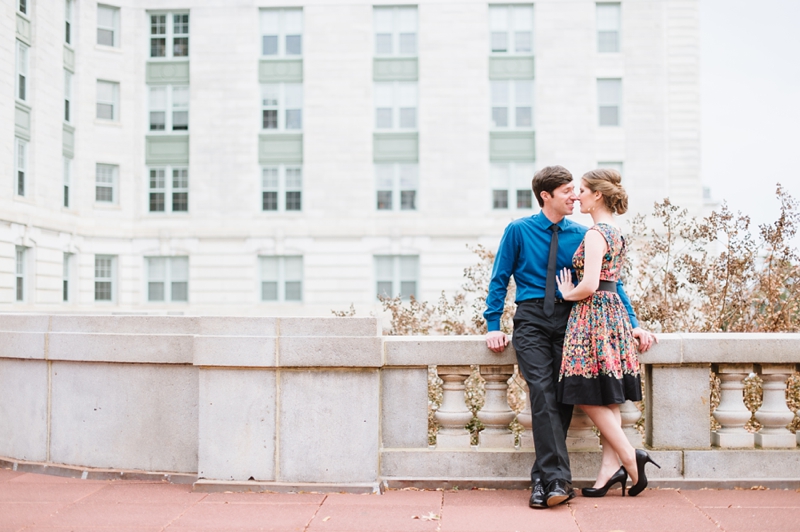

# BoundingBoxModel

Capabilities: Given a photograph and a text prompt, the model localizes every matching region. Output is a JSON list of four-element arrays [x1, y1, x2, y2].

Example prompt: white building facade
[[1, 0, 700, 315]]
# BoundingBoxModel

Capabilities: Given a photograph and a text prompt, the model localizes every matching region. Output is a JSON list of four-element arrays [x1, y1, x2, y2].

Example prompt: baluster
[[566, 406, 600, 450], [516, 380, 534, 449], [754, 364, 797, 449], [619, 400, 643, 448], [711, 364, 755, 448], [477, 365, 516, 448], [433, 366, 473, 449]]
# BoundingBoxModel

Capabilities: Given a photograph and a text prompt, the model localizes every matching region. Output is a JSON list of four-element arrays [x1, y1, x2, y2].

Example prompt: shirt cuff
[[486, 320, 501, 332]]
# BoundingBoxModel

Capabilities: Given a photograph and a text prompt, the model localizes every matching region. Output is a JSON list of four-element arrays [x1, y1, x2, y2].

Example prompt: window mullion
[[167, 12, 173, 58], [278, 257, 286, 301], [393, 164, 401, 211], [393, 256, 400, 297], [282, 10, 288, 57], [166, 164, 173, 212], [279, 166, 286, 211], [509, 163, 515, 207], [279, 84, 285, 130]]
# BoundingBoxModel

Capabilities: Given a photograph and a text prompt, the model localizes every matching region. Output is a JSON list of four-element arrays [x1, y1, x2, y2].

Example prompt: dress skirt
[[557, 290, 642, 406]]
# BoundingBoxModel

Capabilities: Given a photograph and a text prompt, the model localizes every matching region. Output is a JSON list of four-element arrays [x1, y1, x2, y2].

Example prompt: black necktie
[[544, 224, 560, 316]]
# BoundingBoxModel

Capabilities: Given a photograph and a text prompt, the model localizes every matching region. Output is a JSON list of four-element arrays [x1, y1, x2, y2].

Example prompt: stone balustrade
[[0, 315, 798, 492]]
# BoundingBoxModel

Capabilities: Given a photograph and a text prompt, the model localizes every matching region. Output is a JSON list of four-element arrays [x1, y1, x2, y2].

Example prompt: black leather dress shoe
[[546, 479, 574, 507], [529, 479, 547, 509]]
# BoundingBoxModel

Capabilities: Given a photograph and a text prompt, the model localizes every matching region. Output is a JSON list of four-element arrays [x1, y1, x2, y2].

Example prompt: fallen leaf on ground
[[412, 512, 441, 521]]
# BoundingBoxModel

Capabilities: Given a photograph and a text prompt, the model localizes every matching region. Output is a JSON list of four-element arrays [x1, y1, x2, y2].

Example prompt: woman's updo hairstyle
[[582, 168, 628, 215]]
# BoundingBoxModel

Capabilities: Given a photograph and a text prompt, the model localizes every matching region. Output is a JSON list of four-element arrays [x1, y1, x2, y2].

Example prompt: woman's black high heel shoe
[[581, 467, 628, 498], [628, 449, 661, 497]]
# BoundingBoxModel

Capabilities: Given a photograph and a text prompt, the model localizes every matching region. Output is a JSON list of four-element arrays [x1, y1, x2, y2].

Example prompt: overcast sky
[[700, 0, 800, 244]]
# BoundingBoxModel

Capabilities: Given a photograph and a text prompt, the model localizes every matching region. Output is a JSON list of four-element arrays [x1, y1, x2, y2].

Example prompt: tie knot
[[550, 224, 560, 233]]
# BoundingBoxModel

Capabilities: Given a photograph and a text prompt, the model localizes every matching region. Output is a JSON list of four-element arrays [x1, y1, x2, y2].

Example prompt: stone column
[[433, 366, 473, 449], [711, 364, 754, 448], [516, 380, 534, 449], [754, 364, 796, 449], [646, 364, 711, 449], [477, 365, 516, 448], [566, 406, 600, 450], [619, 400, 643, 448]]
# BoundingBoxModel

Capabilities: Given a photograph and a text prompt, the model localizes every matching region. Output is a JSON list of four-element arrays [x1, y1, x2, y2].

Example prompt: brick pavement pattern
[[2, 468, 799, 531]]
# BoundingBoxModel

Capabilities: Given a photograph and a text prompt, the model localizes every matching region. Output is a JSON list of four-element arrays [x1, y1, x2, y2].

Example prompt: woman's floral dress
[[557, 223, 642, 406]]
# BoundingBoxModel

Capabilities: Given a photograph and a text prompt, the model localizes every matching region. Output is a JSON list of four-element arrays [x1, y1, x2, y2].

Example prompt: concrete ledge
[[636, 334, 683, 364], [48, 333, 194, 364], [193, 479, 380, 494], [279, 317, 378, 337], [279, 336, 382, 367], [196, 316, 276, 336], [0, 457, 197, 484], [381, 449, 684, 480], [681, 333, 800, 363], [383, 336, 517, 366], [0, 314, 50, 332], [684, 450, 800, 479], [49, 315, 197, 335], [0, 331, 46, 359], [194, 336, 276, 367]]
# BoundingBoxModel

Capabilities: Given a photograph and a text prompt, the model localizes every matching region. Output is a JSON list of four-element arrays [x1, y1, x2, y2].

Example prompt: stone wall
[[0, 314, 798, 492]]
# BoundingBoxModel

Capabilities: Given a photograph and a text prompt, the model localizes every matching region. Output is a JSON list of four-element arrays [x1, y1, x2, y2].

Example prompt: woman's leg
[[580, 404, 638, 485]]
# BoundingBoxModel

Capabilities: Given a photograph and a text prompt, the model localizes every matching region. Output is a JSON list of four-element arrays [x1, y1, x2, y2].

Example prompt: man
[[484, 165, 656, 509]]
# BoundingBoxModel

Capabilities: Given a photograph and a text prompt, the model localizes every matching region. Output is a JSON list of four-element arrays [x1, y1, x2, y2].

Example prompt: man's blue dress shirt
[[484, 211, 639, 331]]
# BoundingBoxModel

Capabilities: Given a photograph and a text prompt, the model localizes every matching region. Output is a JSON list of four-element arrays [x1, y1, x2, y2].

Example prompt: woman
[[555, 169, 659, 497]]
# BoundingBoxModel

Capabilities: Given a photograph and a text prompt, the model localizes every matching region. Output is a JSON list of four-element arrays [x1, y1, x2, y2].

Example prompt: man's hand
[[486, 331, 509, 353], [632, 327, 658, 353]]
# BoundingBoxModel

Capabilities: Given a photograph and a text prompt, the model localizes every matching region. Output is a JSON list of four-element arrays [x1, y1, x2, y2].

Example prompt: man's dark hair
[[532, 165, 573, 207]]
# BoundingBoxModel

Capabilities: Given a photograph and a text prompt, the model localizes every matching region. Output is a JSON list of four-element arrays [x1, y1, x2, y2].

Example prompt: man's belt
[[597, 280, 618, 293]]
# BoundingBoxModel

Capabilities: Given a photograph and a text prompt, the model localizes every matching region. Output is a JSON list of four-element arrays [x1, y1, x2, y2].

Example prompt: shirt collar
[[535, 210, 568, 230]]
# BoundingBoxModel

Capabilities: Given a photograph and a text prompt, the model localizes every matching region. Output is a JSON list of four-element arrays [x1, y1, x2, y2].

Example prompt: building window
[[96, 80, 119, 121], [16, 41, 28, 102], [375, 255, 418, 300], [15, 138, 27, 197], [374, 6, 417, 56], [63, 252, 72, 302], [15, 247, 26, 302], [64, 70, 72, 122], [491, 162, 535, 210], [374, 82, 417, 130], [63, 157, 72, 207], [97, 5, 120, 47], [95, 163, 118, 203], [597, 3, 621, 53], [261, 83, 303, 130], [147, 257, 188, 302], [489, 4, 533, 54], [149, 167, 188, 212], [260, 9, 302, 57], [18, 0, 27, 16], [491, 80, 534, 129], [598, 78, 622, 126], [376, 164, 418, 211], [262, 166, 301, 212], [148, 85, 189, 131], [149, 12, 189, 58], [94, 255, 115, 302], [65, 0, 73, 45], [260, 256, 303, 302]]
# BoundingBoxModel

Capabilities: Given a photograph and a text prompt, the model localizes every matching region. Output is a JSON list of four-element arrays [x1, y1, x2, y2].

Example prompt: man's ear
[[539, 191, 551, 204]]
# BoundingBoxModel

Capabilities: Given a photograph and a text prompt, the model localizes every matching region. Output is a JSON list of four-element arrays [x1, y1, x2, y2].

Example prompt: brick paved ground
[[1, 468, 799, 531]]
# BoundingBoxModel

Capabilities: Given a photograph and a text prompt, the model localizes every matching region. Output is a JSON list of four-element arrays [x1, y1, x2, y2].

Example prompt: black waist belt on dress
[[597, 280, 618, 293]]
